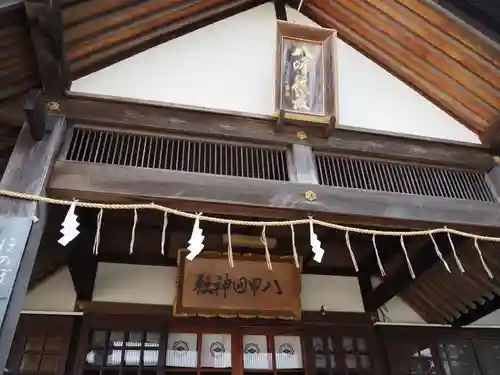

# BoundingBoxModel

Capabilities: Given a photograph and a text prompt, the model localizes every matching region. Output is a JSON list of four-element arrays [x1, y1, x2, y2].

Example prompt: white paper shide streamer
[[186, 213, 205, 261], [309, 220, 324, 263], [58, 201, 80, 246]]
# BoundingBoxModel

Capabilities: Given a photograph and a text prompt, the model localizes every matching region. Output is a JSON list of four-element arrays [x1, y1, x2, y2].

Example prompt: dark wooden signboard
[[175, 251, 302, 320]]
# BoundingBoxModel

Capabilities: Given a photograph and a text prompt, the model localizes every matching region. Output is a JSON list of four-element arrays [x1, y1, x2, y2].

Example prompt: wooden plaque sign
[[175, 251, 302, 320]]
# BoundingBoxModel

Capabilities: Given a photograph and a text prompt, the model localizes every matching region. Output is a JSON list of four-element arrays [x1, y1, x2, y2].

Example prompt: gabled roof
[[1, 0, 499, 136], [60, 0, 500, 136]]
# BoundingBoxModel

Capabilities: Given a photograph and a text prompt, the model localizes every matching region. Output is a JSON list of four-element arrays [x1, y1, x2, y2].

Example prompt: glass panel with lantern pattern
[[242, 334, 304, 375]]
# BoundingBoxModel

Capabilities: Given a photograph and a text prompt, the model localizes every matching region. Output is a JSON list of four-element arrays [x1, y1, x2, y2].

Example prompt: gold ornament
[[296, 131, 307, 140], [47, 101, 60, 111], [304, 190, 316, 201]]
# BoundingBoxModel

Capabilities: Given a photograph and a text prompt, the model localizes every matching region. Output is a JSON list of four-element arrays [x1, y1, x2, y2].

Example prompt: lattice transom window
[[386, 338, 482, 375], [85, 330, 161, 368], [474, 339, 500, 375], [310, 335, 372, 374], [438, 341, 480, 375], [83, 329, 305, 375], [84, 330, 235, 375], [66, 128, 290, 182], [392, 344, 437, 375]]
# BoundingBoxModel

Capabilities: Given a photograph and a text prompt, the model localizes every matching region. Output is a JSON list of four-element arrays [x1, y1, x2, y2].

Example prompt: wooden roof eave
[[303, 0, 500, 137]]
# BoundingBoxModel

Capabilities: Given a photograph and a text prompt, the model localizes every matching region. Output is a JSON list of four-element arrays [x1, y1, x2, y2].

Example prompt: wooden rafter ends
[[0, 3, 39, 101], [364, 234, 466, 312], [398, 238, 500, 325], [63, 0, 268, 79]]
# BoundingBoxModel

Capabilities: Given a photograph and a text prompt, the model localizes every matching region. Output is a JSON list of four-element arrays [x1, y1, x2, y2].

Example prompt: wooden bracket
[[323, 115, 336, 138], [480, 116, 500, 153], [23, 89, 47, 141], [274, 109, 286, 133], [274, 0, 287, 20], [25, 1, 71, 99]]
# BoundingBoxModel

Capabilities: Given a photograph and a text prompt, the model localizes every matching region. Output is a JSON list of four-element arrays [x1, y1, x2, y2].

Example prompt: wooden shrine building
[[0, 0, 500, 374]]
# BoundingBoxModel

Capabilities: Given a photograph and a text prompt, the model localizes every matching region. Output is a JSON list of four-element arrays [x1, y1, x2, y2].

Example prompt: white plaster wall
[[71, 3, 480, 144], [22, 267, 76, 312], [470, 309, 500, 326], [93, 263, 177, 305], [92, 263, 365, 313], [378, 296, 426, 324], [371, 277, 425, 324]]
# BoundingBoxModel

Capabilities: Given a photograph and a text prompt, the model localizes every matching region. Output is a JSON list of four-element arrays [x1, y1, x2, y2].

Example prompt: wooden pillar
[[0, 114, 66, 370], [291, 143, 319, 184]]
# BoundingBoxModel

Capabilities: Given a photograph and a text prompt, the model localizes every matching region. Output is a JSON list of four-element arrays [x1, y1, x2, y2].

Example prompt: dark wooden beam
[[23, 89, 47, 141], [357, 273, 374, 312], [25, 0, 70, 98], [49, 161, 500, 231], [0, 0, 22, 13], [363, 234, 466, 311], [360, 237, 403, 277], [74, 218, 359, 275], [58, 94, 495, 171], [0, 114, 66, 371], [274, 0, 287, 20], [303, 266, 356, 277], [487, 164, 500, 198], [67, 213, 98, 301], [481, 117, 500, 153]]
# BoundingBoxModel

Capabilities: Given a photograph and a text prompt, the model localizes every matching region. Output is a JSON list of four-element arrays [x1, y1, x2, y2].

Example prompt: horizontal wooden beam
[[79, 301, 374, 326], [58, 93, 495, 171], [48, 161, 500, 231]]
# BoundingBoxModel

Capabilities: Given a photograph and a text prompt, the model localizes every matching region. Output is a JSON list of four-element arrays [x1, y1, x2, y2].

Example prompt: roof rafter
[[302, 0, 500, 135]]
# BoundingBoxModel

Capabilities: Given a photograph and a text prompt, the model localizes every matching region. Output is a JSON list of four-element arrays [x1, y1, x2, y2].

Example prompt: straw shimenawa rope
[[2, 189, 500, 242], [4, 189, 497, 278]]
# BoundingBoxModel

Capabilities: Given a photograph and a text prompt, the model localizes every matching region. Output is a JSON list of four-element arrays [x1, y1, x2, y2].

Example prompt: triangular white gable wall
[[71, 3, 480, 144]]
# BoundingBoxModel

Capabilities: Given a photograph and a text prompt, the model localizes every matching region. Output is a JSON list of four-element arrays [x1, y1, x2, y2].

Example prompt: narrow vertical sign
[[0, 217, 33, 302]]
